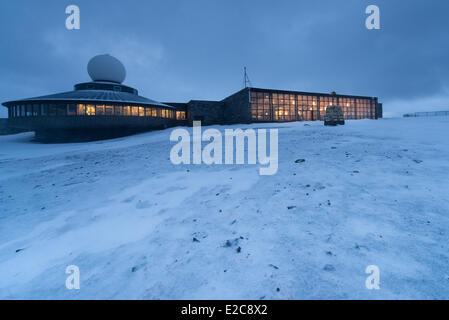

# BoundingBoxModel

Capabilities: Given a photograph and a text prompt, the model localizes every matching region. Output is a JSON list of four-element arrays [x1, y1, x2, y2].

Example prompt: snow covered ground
[[0, 117, 448, 299]]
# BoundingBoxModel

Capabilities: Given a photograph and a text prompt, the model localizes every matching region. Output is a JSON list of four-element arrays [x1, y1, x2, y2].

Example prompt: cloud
[[1, 0, 449, 119], [384, 87, 449, 117]]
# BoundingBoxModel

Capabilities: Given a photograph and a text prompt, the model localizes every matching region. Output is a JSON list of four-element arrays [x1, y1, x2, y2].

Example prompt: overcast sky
[[1, 0, 448, 117]]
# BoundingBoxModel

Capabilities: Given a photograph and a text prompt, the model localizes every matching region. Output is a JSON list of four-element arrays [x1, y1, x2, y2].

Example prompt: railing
[[403, 111, 449, 117]]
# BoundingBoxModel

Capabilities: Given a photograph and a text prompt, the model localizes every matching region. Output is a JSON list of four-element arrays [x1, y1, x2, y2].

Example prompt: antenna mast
[[243, 67, 252, 88]]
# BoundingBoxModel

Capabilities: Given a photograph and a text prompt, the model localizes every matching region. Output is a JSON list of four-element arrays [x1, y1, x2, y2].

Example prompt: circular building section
[[2, 55, 179, 142]]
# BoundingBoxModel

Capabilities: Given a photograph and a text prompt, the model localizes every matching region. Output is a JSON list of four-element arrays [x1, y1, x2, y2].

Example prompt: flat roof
[[248, 87, 378, 100]]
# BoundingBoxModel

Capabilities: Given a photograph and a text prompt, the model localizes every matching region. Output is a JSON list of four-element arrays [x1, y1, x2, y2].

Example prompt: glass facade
[[9, 102, 176, 120], [250, 90, 375, 122]]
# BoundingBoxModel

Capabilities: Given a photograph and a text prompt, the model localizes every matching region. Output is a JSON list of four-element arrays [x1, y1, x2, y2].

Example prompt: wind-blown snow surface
[[0, 117, 448, 299]]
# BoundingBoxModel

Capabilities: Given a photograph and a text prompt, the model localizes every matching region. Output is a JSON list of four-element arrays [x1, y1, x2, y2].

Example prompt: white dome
[[87, 54, 126, 83]]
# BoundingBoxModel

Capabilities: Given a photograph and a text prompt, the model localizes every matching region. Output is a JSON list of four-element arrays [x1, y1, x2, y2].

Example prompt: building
[[2, 55, 181, 142], [2, 55, 382, 142], [166, 87, 382, 126]]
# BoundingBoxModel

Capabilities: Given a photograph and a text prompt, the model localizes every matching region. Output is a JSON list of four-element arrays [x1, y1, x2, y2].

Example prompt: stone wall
[[222, 88, 250, 124], [376, 103, 383, 119], [0, 118, 30, 135], [185, 100, 225, 126]]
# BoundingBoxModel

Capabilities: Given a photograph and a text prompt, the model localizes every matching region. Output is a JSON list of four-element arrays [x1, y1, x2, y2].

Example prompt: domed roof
[[87, 54, 126, 84]]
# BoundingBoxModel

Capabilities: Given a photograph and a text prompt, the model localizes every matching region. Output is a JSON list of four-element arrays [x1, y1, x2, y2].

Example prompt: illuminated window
[[105, 105, 113, 115], [176, 111, 186, 120], [77, 104, 86, 115], [86, 104, 95, 116], [139, 106, 145, 116], [131, 106, 139, 116], [152, 108, 158, 117], [145, 107, 152, 117], [123, 106, 130, 116], [114, 105, 122, 116]]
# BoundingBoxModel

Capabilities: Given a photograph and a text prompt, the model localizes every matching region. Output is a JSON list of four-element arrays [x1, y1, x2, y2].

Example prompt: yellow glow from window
[[86, 104, 95, 116], [77, 104, 86, 115], [123, 106, 130, 116]]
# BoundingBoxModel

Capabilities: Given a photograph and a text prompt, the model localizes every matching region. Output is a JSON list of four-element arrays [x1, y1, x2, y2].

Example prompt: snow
[[0, 117, 448, 299]]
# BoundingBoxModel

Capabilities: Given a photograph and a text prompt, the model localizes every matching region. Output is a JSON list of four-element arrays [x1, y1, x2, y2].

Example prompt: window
[[176, 111, 185, 120], [86, 104, 95, 116], [41, 104, 48, 116], [56, 104, 66, 116], [48, 104, 58, 116], [131, 106, 139, 116], [77, 104, 86, 115], [114, 105, 122, 116], [123, 106, 131, 116], [105, 105, 114, 116], [33, 104, 40, 116], [152, 108, 158, 117], [67, 104, 77, 116], [139, 107, 145, 116], [145, 107, 152, 117], [26, 105, 32, 116], [96, 105, 105, 115]]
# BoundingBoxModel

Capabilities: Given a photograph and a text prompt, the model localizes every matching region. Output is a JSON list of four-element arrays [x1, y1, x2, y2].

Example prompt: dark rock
[[323, 264, 335, 271], [193, 237, 200, 242], [295, 159, 306, 163], [287, 206, 296, 210]]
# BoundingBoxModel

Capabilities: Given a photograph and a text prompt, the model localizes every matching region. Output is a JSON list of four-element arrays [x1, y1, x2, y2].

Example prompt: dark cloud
[[1, 0, 448, 117]]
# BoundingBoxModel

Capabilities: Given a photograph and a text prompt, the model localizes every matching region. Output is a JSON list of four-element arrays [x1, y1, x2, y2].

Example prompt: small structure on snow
[[324, 105, 345, 126]]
